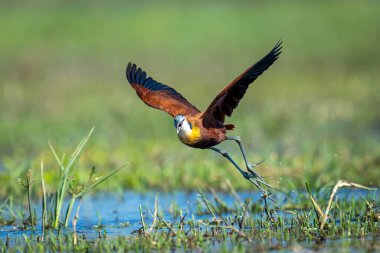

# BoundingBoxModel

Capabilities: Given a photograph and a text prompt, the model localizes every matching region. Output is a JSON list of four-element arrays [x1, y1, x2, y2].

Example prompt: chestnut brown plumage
[[125, 41, 282, 194]]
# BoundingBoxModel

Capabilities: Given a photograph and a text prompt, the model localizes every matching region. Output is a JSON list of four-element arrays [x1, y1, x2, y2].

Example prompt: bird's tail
[[225, 124, 235, 130]]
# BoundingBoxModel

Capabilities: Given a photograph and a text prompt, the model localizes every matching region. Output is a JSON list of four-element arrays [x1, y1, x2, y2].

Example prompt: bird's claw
[[241, 168, 277, 193], [246, 160, 265, 181], [241, 171, 254, 180]]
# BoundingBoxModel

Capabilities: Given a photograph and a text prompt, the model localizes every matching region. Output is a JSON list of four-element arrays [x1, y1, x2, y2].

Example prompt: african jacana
[[126, 41, 282, 194]]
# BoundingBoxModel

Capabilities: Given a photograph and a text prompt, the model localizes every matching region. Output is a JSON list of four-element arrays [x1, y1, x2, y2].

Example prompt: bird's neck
[[178, 123, 201, 144]]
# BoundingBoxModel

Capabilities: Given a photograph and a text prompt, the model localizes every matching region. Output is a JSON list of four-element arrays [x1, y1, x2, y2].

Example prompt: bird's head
[[174, 115, 192, 135]]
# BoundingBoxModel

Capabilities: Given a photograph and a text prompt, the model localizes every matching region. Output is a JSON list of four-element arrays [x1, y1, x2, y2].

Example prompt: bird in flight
[[126, 41, 282, 195]]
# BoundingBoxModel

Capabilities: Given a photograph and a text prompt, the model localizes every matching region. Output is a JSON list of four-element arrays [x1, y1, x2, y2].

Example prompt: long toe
[[249, 160, 265, 167], [246, 170, 277, 191], [247, 161, 265, 178], [250, 179, 266, 193], [242, 172, 270, 194], [246, 167, 266, 183], [246, 167, 260, 177], [255, 177, 278, 191]]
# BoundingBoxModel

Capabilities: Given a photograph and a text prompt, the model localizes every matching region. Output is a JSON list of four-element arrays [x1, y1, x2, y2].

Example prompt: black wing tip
[[125, 63, 175, 93], [126, 62, 146, 85], [258, 40, 283, 67], [239, 40, 283, 81], [275, 39, 283, 48], [272, 40, 283, 58]]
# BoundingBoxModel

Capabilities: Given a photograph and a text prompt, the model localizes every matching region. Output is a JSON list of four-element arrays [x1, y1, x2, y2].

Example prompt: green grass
[[0, 0, 380, 194]]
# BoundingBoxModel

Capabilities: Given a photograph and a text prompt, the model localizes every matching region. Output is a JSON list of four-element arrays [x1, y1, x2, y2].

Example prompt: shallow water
[[0, 191, 263, 241], [0, 189, 378, 251]]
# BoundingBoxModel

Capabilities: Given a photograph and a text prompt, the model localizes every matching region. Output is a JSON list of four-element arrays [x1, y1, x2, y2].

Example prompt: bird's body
[[175, 114, 226, 148], [125, 41, 283, 193]]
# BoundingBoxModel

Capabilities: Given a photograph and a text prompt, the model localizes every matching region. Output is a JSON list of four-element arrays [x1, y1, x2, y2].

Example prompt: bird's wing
[[126, 63, 201, 117], [201, 41, 282, 128]]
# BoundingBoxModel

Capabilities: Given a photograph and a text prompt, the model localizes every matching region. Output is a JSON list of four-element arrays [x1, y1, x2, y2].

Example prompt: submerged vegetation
[[0, 179, 379, 252]]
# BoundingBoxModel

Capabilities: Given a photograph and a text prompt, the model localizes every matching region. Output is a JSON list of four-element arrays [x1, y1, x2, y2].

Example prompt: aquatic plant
[[35, 128, 122, 230]]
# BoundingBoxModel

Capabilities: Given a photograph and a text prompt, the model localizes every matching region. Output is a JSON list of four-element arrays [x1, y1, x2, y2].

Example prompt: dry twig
[[148, 194, 159, 234]]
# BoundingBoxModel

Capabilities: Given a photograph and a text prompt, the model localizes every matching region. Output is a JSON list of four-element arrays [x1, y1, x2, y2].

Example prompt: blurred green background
[[0, 0, 379, 196]]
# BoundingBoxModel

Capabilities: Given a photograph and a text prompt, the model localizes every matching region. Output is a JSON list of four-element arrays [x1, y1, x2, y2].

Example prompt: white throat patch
[[177, 120, 192, 137]]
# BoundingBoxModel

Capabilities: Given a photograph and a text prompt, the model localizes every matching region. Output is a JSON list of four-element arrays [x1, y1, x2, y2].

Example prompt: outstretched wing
[[126, 63, 200, 117], [202, 41, 282, 128]]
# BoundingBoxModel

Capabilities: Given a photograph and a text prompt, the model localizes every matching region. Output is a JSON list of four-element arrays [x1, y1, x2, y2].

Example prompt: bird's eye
[[178, 122, 183, 127]]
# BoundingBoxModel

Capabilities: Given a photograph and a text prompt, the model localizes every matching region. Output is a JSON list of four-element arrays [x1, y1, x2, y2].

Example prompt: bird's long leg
[[226, 136, 263, 177], [225, 136, 275, 190], [210, 147, 266, 193]]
